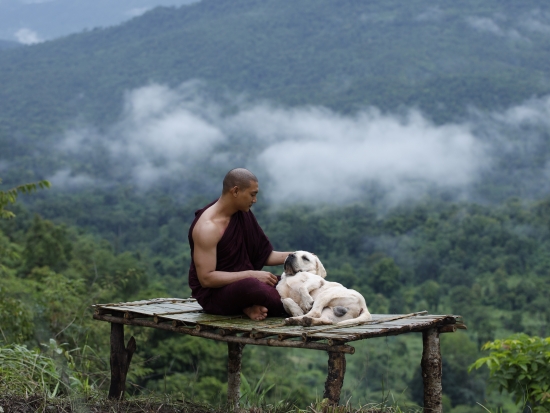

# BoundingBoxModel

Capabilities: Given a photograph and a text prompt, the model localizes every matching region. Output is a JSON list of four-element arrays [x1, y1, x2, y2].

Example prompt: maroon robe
[[188, 201, 287, 316]]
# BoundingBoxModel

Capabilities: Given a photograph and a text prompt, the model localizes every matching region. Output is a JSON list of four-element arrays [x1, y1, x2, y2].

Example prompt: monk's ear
[[231, 186, 239, 197]]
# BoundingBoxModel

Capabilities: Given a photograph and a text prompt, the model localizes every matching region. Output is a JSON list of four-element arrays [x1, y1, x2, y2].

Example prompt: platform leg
[[227, 342, 245, 409], [108, 321, 136, 399], [323, 351, 346, 405], [421, 328, 442, 413]]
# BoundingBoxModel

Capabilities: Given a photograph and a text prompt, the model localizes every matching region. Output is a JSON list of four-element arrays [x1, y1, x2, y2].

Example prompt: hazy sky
[[0, 0, 198, 43]]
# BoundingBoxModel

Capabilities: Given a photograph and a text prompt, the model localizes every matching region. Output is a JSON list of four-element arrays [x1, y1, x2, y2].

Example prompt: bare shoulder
[[192, 215, 221, 248], [192, 208, 229, 248]]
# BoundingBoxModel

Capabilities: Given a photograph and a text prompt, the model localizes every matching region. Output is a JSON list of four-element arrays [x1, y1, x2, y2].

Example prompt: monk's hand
[[253, 271, 278, 287]]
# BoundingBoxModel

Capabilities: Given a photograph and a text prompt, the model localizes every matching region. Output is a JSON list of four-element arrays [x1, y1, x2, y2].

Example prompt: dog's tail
[[335, 308, 372, 326]]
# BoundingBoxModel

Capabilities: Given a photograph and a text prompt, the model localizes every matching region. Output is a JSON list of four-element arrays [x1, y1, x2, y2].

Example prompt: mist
[[53, 82, 550, 206]]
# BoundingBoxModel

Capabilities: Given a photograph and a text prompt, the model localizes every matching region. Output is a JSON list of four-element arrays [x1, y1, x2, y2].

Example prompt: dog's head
[[283, 251, 327, 278]]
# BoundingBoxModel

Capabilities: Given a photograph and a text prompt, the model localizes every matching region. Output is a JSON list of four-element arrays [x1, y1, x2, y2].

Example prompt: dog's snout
[[284, 253, 297, 274]]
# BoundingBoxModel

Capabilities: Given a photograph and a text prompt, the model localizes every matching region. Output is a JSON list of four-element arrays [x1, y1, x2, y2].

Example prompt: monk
[[188, 168, 292, 321]]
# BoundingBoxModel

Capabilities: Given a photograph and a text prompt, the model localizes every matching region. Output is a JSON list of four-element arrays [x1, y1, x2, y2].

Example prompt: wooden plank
[[306, 320, 459, 342], [94, 300, 462, 343], [94, 299, 464, 412], [202, 316, 453, 332], [94, 298, 198, 308], [304, 311, 429, 334], [246, 316, 458, 338], [98, 302, 203, 315], [93, 314, 355, 354]]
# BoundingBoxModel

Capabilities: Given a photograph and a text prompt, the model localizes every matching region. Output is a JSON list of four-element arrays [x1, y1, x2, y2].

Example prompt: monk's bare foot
[[243, 305, 268, 321]]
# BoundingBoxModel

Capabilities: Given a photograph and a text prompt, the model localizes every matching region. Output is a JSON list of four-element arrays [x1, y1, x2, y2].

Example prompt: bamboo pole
[[323, 351, 346, 405], [303, 311, 429, 336], [227, 342, 245, 409], [108, 322, 136, 399], [94, 314, 355, 354], [421, 328, 442, 413], [94, 298, 197, 308]]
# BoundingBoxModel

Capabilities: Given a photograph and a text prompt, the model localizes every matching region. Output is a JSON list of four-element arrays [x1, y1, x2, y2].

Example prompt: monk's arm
[[265, 251, 292, 266], [193, 222, 278, 288]]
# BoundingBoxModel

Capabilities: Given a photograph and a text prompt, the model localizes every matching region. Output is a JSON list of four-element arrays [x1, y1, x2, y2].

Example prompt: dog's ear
[[315, 257, 327, 278]]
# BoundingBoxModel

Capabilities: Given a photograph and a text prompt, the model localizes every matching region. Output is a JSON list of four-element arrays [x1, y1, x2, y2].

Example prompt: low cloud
[[253, 109, 481, 204], [465, 16, 524, 41], [54, 82, 550, 206], [14, 28, 43, 44], [415, 7, 444, 22], [519, 10, 550, 34], [49, 169, 96, 189], [125, 7, 151, 18], [58, 83, 227, 189]]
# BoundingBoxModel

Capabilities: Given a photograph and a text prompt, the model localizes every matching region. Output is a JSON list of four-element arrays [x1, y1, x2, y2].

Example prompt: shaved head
[[222, 168, 258, 194]]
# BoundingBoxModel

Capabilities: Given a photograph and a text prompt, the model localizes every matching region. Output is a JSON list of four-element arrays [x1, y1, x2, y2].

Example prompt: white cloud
[[466, 16, 504, 35], [55, 83, 487, 203], [520, 10, 550, 34], [491, 96, 550, 126], [466, 16, 525, 41], [14, 27, 42, 44], [125, 7, 151, 18], [49, 169, 96, 189], [53, 82, 550, 205], [249, 108, 482, 204], [415, 7, 444, 22], [58, 84, 227, 189]]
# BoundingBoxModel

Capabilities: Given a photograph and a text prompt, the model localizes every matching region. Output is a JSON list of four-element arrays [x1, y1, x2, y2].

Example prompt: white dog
[[276, 251, 372, 326]]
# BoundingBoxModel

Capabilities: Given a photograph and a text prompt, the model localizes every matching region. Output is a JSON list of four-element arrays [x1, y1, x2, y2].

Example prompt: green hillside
[[2, 0, 550, 157], [0, 40, 20, 50]]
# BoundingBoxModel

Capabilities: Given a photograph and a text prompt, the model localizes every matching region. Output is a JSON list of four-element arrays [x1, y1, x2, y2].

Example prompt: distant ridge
[[1, 0, 549, 151], [0, 39, 21, 50]]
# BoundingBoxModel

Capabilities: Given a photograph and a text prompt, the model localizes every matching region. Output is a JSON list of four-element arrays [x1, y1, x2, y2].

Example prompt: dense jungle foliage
[[3, 194, 550, 411]]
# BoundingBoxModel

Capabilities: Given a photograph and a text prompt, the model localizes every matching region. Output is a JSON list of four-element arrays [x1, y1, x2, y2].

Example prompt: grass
[[0, 393, 421, 413], [0, 393, 216, 413], [0, 343, 422, 413]]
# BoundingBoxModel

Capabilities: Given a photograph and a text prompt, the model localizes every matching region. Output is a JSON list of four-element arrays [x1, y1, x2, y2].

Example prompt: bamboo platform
[[93, 298, 466, 412]]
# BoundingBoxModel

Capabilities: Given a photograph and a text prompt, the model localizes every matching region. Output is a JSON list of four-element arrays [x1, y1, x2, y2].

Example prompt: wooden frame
[[93, 298, 465, 411]]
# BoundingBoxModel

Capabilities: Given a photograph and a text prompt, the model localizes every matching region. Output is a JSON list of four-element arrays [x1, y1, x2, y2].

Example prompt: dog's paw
[[284, 316, 302, 326], [285, 316, 314, 327], [300, 316, 314, 327], [300, 297, 314, 313]]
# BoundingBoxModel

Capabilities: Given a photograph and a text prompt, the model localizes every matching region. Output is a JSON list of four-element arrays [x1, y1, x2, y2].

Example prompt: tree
[[0, 178, 50, 219], [369, 256, 401, 296], [22, 215, 72, 273]]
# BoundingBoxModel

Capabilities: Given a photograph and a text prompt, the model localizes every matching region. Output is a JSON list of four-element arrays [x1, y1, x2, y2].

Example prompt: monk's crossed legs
[[202, 278, 287, 320]]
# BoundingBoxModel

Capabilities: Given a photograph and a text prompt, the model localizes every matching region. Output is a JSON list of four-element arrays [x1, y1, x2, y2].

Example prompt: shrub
[[469, 333, 550, 412]]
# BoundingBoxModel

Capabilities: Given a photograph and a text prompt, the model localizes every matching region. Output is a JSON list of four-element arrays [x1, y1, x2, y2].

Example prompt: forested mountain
[[0, 40, 20, 50], [1, 0, 550, 151], [2, 0, 550, 411]]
